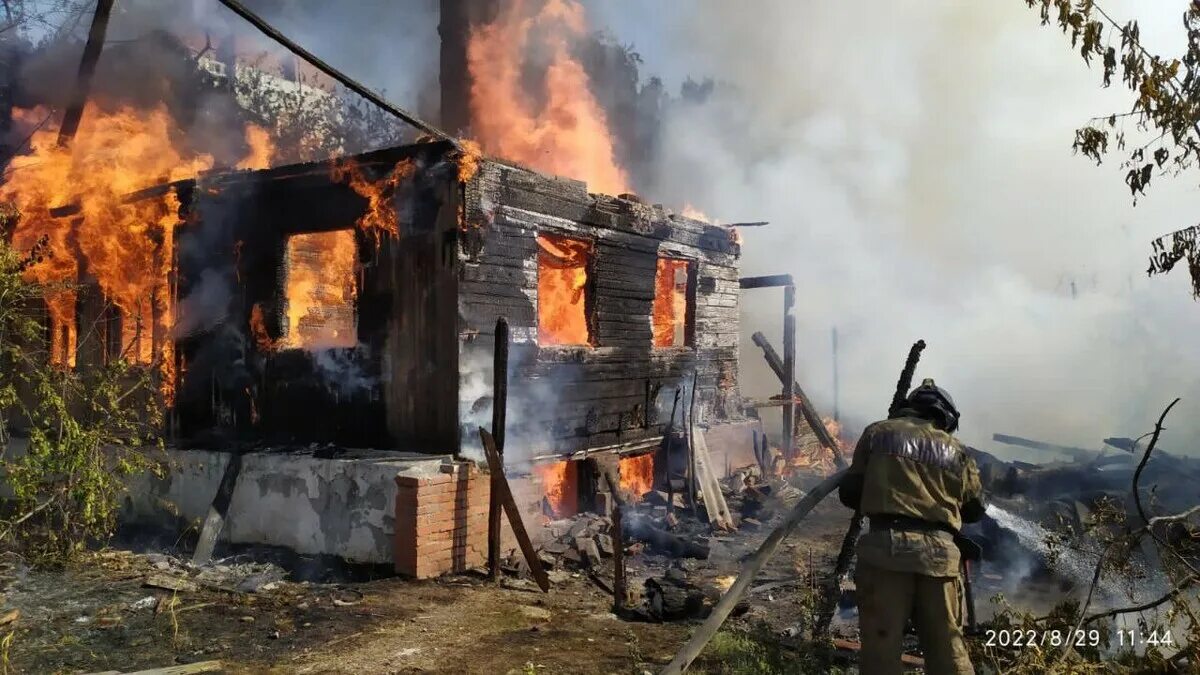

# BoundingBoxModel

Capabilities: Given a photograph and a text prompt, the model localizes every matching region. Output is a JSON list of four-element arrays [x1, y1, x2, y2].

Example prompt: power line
[[214, 0, 460, 149]]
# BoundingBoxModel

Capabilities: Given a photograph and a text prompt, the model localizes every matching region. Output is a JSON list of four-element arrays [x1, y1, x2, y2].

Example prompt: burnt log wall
[[457, 160, 743, 459]]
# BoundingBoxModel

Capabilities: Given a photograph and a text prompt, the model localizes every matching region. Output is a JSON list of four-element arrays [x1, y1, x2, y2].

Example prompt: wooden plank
[[121, 661, 224, 674], [479, 428, 550, 592], [692, 429, 734, 529], [191, 453, 242, 565], [489, 319, 509, 582], [461, 264, 536, 286]]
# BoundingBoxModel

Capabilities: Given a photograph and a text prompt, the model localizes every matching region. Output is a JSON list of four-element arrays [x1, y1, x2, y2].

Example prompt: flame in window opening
[[537, 233, 591, 346], [535, 460, 578, 519], [282, 230, 357, 350], [619, 453, 655, 502], [652, 258, 690, 347]]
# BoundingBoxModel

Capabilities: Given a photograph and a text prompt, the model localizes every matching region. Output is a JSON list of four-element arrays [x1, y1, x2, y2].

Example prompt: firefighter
[[839, 378, 984, 675]]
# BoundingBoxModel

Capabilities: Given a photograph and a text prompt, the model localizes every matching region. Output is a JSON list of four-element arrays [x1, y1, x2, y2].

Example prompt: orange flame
[[281, 230, 357, 350], [1, 103, 274, 384], [619, 453, 655, 501], [456, 139, 483, 184], [534, 460, 577, 518], [680, 204, 710, 222], [249, 303, 279, 353], [236, 125, 276, 170], [466, 0, 629, 195], [536, 233, 591, 346], [652, 258, 690, 348], [331, 158, 415, 243]]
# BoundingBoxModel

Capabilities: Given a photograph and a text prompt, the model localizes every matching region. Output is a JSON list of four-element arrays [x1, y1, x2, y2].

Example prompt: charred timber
[[738, 274, 794, 289], [750, 332, 845, 467], [48, 179, 194, 218], [215, 0, 456, 144], [993, 433, 1099, 461], [57, 0, 115, 147]]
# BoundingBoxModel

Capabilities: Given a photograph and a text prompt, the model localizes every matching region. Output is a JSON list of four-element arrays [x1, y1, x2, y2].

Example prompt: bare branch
[[1082, 574, 1199, 625]]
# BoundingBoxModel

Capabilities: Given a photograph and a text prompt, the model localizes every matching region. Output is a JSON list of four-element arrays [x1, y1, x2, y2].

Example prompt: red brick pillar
[[394, 462, 490, 578]]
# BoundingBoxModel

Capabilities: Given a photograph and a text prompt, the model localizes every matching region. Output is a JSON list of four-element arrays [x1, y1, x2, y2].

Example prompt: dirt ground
[[4, 485, 854, 675]]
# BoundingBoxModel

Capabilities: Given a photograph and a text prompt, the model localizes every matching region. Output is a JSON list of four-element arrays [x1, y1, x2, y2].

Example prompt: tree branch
[[1082, 574, 1199, 625]]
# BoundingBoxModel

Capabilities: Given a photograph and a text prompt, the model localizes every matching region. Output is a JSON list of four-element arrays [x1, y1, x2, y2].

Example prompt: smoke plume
[[587, 0, 1200, 457]]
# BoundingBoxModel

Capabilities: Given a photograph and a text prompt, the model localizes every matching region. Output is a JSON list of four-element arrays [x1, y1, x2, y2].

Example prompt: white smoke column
[[589, 0, 1200, 456]]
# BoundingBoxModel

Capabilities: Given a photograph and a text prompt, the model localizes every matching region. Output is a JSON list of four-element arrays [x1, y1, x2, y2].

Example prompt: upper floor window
[[652, 257, 692, 348], [536, 233, 592, 346], [282, 229, 358, 349]]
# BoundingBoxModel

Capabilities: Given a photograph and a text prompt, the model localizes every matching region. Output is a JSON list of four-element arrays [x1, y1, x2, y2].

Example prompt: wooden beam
[[992, 433, 1096, 461], [660, 470, 847, 675], [488, 318, 508, 582], [215, 0, 456, 145], [57, 0, 115, 147], [750, 332, 846, 468], [122, 661, 225, 674], [479, 428, 550, 592], [191, 453, 242, 565], [738, 274, 793, 289]]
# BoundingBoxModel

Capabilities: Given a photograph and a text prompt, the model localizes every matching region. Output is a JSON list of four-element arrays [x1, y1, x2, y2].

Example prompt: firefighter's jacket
[[839, 414, 985, 577]]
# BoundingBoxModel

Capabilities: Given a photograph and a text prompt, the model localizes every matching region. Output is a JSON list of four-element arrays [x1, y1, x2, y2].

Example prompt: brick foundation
[[394, 462, 490, 578], [394, 461, 548, 579]]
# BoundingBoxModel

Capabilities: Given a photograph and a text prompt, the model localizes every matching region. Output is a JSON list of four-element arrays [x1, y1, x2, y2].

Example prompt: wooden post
[[750, 332, 845, 468], [192, 452, 242, 566], [479, 428, 549, 592], [612, 503, 625, 612], [686, 370, 699, 515], [782, 284, 796, 459], [488, 317, 508, 582], [58, 0, 115, 147], [832, 326, 840, 423]]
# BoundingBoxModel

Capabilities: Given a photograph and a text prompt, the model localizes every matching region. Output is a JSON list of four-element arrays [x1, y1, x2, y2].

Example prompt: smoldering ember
[[2, 1, 1200, 674]]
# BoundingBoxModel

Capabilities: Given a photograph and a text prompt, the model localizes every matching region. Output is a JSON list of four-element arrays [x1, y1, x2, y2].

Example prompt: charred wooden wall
[[457, 160, 743, 459], [172, 143, 460, 449]]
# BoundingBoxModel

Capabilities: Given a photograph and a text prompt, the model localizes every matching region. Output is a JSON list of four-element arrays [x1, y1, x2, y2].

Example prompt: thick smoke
[[587, 0, 1200, 458]]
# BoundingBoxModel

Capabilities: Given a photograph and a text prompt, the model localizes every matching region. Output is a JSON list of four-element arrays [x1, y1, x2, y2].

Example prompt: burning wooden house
[[163, 139, 745, 451], [19, 138, 753, 573], [0, 0, 764, 576]]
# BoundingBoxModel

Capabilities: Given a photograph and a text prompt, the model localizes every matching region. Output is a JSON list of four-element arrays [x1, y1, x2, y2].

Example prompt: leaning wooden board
[[479, 428, 550, 592]]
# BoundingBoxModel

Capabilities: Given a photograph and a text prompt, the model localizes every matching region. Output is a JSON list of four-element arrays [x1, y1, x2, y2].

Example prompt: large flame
[[1, 104, 273, 379], [536, 233, 590, 346], [534, 460, 577, 519], [281, 230, 357, 350], [652, 258, 690, 348], [466, 0, 629, 195], [619, 453, 655, 501]]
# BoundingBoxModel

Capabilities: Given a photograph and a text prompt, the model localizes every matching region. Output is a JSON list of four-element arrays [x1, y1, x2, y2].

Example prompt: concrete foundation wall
[[124, 449, 449, 565]]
